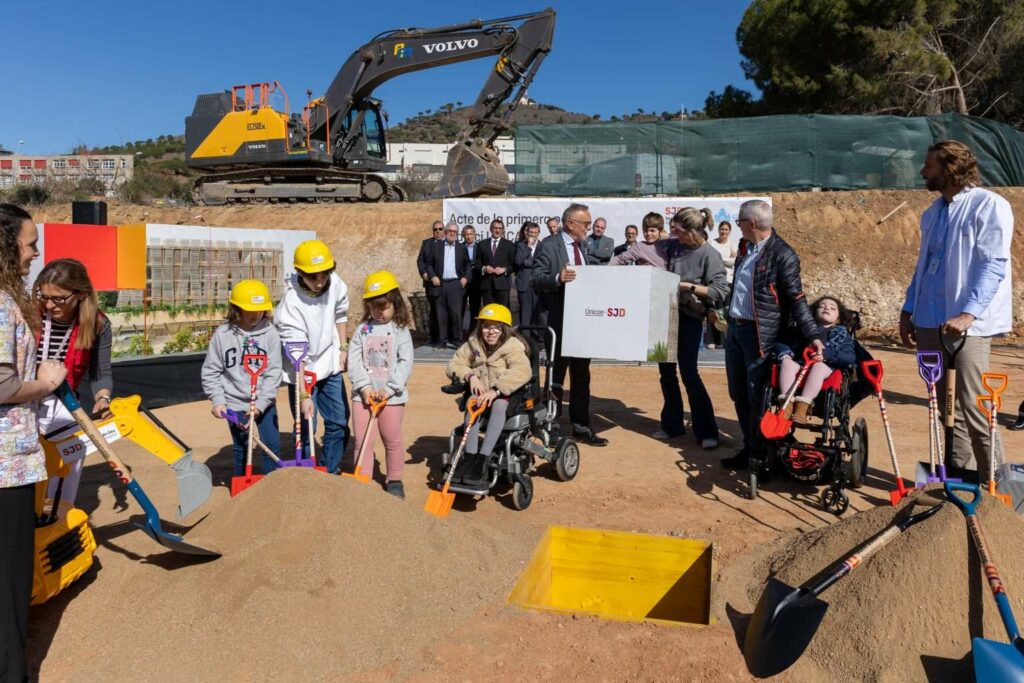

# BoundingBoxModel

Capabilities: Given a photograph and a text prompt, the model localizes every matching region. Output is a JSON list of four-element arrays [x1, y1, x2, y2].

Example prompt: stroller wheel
[[512, 474, 534, 511], [554, 438, 580, 482], [848, 418, 868, 489], [821, 487, 849, 515]]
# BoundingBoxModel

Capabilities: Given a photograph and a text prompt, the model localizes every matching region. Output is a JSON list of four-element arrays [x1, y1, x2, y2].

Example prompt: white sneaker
[[652, 430, 671, 440], [701, 438, 719, 450]]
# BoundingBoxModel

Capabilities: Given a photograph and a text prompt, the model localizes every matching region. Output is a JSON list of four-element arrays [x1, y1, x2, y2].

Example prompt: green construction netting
[[512, 113, 1024, 196]]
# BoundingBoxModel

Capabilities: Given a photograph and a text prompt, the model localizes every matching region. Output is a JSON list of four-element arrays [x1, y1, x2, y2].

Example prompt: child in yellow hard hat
[[274, 239, 351, 474], [201, 279, 283, 475], [347, 271, 414, 498], [446, 304, 532, 486]]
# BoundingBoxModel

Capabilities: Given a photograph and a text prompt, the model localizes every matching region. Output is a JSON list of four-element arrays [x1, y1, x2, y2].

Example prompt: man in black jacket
[[477, 219, 515, 307], [425, 223, 470, 349], [721, 200, 823, 469], [417, 221, 445, 344], [461, 225, 482, 336]]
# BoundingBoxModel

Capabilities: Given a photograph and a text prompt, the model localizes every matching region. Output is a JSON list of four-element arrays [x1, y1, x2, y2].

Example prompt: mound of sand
[[46, 469, 532, 680], [729, 488, 1024, 681]]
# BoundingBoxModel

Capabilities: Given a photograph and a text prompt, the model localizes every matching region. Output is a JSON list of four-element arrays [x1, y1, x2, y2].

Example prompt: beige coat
[[447, 335, 532, 396]]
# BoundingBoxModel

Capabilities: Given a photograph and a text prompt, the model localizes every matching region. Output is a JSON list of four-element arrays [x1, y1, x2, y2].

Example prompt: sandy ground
[[27, 345, 1024, 681]]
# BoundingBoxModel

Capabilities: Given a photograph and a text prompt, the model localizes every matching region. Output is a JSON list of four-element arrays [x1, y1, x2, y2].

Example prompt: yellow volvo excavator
[[185, 9, 555, 204]]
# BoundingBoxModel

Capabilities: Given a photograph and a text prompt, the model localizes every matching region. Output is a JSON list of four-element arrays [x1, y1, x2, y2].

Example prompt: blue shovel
[[55, 382, 221, 557], [945, 482, 1024, 682]]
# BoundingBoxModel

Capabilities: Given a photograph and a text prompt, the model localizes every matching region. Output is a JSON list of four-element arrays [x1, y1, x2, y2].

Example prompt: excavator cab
[[335, 103, 388, 169]]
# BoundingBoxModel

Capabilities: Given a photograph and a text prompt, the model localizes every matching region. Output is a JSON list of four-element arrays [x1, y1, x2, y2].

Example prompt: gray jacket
[[667, 243, 729, 319], [348, 320, 414, 405], [201, 320, 282, 413], [586, 234, 614, 264]]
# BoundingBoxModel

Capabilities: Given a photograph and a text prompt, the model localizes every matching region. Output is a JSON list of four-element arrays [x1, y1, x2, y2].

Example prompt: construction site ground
[[28, 345, 1024, 681]]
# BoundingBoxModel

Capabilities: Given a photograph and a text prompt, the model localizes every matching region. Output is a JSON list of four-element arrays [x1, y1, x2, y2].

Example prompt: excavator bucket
[[433, 139, 510, 198]]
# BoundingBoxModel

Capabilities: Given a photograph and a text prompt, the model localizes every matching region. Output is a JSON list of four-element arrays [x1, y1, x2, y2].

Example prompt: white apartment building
[[383, 137, 514, 180], [0, 149, 134, 192]]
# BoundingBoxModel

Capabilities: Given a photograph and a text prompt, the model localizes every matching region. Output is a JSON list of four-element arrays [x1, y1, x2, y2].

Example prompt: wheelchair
[[749, 320, 873, 515], [437, 326, 580, 511]]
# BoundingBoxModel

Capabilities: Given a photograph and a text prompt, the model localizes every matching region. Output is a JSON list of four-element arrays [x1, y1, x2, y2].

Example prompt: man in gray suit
[[586, 217, 615, 264], [531, 203, 608, 446]]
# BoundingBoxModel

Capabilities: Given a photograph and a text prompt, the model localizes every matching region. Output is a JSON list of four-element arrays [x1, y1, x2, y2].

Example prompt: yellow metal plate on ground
[[507, 526, 715, 626]]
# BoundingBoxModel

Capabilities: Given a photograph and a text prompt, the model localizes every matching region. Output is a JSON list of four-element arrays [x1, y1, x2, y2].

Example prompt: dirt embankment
[[33, 189, 1024, 332]]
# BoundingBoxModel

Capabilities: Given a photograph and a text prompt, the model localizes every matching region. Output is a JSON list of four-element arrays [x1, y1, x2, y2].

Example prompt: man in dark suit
[[586, 217, 615, 264], [461, 225, 482, 335], [531, 203, 608, 447], [417, 220, 445, 344], [425, 222, 470, 349], [477, 219, 515, 307], [613, 224, 639, 257], [514, 221, 542, 333]]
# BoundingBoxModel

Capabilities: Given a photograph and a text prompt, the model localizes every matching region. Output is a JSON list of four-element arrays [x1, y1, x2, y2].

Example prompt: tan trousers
[[915, 328, 1002, 481]]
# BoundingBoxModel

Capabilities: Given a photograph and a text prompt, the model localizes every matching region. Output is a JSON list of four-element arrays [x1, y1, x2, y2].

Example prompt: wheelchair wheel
[[512, 474, 533, 511], [821, 487, 849, 515], [848, 418, 868, 489], [748, 469, 759, 501], [554, 438, 580, 482]]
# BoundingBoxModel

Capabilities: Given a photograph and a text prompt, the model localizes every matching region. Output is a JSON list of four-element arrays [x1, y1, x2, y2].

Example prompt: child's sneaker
[[386, 481, 405, 499]]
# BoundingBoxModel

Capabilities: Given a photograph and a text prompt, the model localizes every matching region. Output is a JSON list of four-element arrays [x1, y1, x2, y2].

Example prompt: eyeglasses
[[36, 292, 76, 305], [568, 219, 592, 228], [433, 227, 444, 232]]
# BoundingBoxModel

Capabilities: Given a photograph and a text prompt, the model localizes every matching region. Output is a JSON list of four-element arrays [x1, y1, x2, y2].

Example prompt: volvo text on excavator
[[184, 9, 555, 204]]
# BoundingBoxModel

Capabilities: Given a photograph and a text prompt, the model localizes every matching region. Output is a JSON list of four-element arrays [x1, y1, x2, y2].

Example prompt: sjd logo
[[607, 308, 626, 317], [394, 42, 411, 58]]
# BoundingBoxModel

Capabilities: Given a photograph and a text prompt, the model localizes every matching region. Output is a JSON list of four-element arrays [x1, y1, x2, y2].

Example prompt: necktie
[[491, 239, 497, 257], [571, 241, 582, 266]]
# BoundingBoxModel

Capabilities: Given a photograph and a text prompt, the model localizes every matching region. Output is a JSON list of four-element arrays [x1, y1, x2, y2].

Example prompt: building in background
[[0, 148, 134, 193], [384, 137, 514, 181]]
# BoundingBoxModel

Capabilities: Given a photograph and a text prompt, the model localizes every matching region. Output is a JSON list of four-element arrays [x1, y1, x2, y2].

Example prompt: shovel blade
[[432, 140, 510, 198], [341, 471, 371, 484], [972, 637, 1024, 682], [424, 490, 455, 518], [170, 453, 213, 520], [744, 578, 829, 678], [136, 522, 222, 558], [230, 473, 263, 497], [759, 412, 792, 440]]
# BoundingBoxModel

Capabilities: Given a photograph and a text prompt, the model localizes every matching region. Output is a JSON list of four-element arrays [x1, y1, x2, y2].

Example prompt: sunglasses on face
[[36, 292, 76, 305]]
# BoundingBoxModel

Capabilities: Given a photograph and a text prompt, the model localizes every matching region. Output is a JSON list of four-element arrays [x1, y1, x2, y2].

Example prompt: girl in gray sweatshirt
[[201, 280, 283, 476]]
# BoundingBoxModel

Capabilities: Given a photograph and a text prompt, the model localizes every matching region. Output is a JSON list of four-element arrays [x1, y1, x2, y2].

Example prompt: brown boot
[[792, 399, 812, 425], [781, 403, 794, 421]]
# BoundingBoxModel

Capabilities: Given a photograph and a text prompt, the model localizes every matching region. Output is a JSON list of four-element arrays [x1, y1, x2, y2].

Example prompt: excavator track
[[192, 167, 403, 205]]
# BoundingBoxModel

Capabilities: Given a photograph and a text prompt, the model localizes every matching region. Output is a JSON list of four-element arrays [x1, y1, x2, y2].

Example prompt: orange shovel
[[977, 373, 1012, 508], [230, 353, 268, 497], [424, 398, 487, 518], [342, 395, 386, 484], [761, 348, 817, 440]]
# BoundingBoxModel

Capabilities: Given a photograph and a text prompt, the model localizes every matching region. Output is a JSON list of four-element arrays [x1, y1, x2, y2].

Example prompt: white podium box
[[562, 266, 680, 362]]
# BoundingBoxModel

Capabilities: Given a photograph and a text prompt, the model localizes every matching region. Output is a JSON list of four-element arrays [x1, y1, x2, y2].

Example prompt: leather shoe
[[720, 450, 749, 470], [1010, 413, 1024, 431], [574, 429, 608, 447]]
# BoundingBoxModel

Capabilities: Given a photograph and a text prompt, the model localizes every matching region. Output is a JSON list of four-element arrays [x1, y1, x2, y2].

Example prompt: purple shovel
[[280, 341, 321, 469], [915, 352, 960, 486]]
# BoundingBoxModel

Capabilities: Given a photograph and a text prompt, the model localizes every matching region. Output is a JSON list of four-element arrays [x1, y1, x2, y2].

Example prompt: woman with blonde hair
[[659, 207, 729, 449]]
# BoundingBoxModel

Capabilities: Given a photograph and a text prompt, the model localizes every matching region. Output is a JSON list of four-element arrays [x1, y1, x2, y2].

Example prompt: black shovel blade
[[972, 637, 1024, 683], [744, 577, 828, 678]]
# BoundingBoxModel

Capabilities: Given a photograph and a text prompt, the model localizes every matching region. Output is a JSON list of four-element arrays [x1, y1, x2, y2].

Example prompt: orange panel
[[116, 224, 147, 290], [43, 224, 118, 290]]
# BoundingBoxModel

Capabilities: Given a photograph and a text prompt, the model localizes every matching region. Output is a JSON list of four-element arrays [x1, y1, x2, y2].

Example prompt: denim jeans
[[724, 320, 768, 452], [228, 404, 281, 476], [288, 372, 350, 474], [660, 314, 719, 440]]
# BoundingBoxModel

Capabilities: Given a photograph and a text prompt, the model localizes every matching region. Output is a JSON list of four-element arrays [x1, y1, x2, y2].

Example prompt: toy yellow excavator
[[32, 395, 215, 604]]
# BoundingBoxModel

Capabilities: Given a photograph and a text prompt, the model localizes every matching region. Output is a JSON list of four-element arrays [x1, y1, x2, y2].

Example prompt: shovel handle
[[945, 481, 981, 516], [976, 395, 1000, 422], [367, 395, 387, 415], [242, 353, 268, 383], [981, 372, 1008, 400], [860, 360, 883, 393], [916, 351, 943, 384], [802, 346, 817, 365], [466, 397, 487, 421], [302, 369, 317, 394], [940, 331, 967, 359], [283, 341, 308, 368]]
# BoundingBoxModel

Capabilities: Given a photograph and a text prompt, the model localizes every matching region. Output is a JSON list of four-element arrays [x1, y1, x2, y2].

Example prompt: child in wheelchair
[[445, 304, 532, 486], [774, 296, 857, 424]]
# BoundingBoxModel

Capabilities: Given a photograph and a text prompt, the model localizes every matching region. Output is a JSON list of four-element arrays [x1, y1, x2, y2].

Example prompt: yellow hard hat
[[477, 304, 512, 326], [229, 279, 273, 312], [363, 270, 399, 299], [293, 239, 335, 273]]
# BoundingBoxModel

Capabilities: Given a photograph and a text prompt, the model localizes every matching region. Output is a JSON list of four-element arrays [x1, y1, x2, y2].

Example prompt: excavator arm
[[310, 8, 556, 196]]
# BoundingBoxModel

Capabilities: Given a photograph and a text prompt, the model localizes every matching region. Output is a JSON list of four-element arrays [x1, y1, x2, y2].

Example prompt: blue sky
[[3, 0, 753, 154]]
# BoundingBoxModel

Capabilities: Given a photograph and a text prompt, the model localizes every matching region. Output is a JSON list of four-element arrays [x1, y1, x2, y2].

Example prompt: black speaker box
[[71, 201, 107, 225]]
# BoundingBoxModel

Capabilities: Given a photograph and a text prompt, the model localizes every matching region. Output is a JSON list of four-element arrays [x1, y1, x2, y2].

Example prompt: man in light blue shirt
[[900, 140, 1013, 480]]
